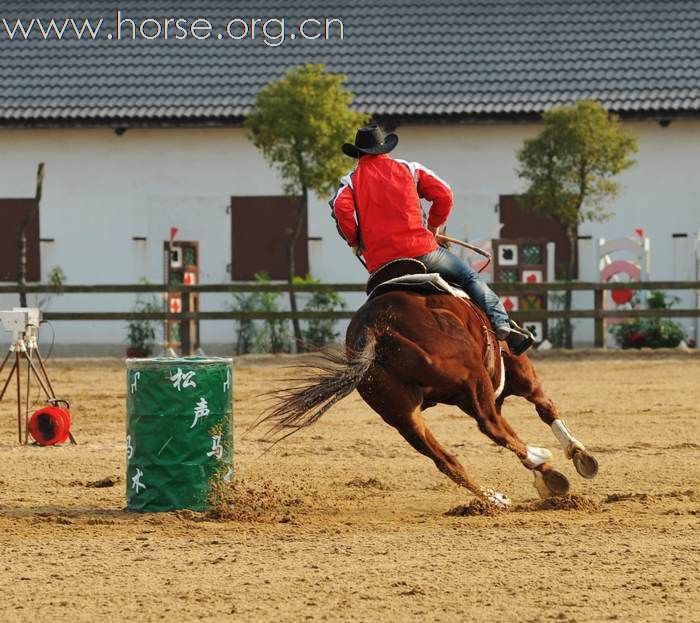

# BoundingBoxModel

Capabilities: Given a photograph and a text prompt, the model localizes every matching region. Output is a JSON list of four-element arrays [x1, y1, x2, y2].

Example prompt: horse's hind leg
[[459, 373, 571, 498], [505, 355, 599, 479], [358, 365, 509, 508]]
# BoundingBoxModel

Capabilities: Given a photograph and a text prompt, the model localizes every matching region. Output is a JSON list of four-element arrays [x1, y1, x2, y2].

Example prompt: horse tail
[[252, 331, 376, 444]]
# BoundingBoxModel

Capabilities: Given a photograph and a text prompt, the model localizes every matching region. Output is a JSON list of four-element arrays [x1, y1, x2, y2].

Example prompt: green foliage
[[546, 290, 572, 348], [127, 279, 161, 355], [245, 63, 369, 197], [232, 291, 259, 355], [611, 319, 685, 349], [646, 290, 680, 310], [517, 100, 638, 229], [610, 291, 686, 349], [36, 265, 67, 310], [294, 275, 346, 349], [47, 266, 66, 289], [232, 272, 290, 354]]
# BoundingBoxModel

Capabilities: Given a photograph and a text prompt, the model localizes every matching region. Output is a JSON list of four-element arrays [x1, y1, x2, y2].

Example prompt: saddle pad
[[368, 273, 470, 300]]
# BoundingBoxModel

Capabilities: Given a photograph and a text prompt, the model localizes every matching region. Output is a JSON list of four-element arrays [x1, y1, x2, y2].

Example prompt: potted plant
[[609, 291, 686, 349], [126, 288, 161, 358]]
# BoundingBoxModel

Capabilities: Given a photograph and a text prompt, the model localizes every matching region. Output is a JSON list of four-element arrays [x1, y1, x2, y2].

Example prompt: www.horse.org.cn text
[[0, 12, 346, 46]]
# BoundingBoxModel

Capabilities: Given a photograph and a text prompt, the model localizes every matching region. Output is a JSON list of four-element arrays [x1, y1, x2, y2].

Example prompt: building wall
[[0, 118, 698, 350], [0, 126, 282, 351]]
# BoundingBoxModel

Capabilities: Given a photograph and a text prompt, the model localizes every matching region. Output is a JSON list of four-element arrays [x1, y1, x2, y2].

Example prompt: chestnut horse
[[259, 277, 599, 507]]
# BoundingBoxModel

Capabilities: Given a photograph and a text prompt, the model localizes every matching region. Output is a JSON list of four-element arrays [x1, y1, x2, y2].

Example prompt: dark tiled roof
[[1, 1, 699, 125]]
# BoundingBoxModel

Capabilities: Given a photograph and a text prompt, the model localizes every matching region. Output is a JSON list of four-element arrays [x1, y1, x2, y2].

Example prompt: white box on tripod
[[0, 308, 41, 343], [12, 307, 41, 328]]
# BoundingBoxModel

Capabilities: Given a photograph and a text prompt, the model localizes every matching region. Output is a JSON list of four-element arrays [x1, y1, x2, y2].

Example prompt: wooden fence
[[1, 281, 699, 349]]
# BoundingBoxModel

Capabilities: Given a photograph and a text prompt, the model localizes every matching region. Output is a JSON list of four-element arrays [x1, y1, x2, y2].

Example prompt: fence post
[[181, 292, 192, 355], [594, 289, 604, 348]]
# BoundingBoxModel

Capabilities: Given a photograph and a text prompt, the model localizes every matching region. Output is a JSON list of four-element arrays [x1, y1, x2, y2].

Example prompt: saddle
[[366, 258, 470, 300]]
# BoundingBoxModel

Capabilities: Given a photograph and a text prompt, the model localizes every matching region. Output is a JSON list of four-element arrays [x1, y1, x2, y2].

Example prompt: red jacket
[[329, 154, 453, 273]]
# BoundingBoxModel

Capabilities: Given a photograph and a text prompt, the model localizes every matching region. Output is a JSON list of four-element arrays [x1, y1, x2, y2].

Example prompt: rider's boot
[[495, 320, 535, 356]]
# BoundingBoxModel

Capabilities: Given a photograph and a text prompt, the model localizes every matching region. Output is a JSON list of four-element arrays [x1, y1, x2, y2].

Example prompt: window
[[231, 196, 308, 280], [0, 199, 40, 282]]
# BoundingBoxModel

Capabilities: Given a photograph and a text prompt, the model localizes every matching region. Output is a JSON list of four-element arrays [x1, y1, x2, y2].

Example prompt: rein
[[353, 234, 492, 274], [353, 248, 368, 269], [436, 234, 492, 274]]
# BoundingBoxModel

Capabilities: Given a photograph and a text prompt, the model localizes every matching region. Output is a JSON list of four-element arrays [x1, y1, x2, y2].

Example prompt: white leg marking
[[482, 488, 511, 508], [551, 420, 585, 458], [526, 445, 552, 468]]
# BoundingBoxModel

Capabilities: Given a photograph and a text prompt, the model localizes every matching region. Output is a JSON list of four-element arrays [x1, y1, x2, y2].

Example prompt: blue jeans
[[415, 247, 510, 335]]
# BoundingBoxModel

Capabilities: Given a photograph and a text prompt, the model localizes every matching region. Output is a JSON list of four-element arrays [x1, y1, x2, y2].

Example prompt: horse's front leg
[[358, 364, 510, 509], [462, 375, 571, 499], [502, 353, 599, 481], [523, 385, 599, 480]]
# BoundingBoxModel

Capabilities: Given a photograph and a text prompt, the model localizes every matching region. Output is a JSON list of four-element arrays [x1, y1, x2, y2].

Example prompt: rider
[[329, 123, 534, 355]]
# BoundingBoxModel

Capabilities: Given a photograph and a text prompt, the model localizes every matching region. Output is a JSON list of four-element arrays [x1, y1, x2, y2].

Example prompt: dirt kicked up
[[0, 352, 697, 622]]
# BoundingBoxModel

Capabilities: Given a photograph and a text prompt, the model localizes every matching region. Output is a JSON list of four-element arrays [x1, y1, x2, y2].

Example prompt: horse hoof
[[543, 469, 571, 496], [483, 488, 510, 509], [533, 469, 570, 498], [572, 450, 599, 479], [533, 471, 550, 499]]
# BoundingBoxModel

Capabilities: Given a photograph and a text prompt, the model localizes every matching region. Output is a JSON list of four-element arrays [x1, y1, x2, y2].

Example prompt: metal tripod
[[0, 334, 76, 445]]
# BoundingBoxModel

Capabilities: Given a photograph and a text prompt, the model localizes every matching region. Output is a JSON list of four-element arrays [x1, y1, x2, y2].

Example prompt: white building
[[1, 2, 698, 352]]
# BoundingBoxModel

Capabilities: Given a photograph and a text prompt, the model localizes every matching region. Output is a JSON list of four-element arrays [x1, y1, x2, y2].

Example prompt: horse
[[257, 260, 599, 507]]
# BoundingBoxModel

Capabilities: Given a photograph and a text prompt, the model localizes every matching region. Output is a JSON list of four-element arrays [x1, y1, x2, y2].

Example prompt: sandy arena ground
[[0, 352, 697, 622]]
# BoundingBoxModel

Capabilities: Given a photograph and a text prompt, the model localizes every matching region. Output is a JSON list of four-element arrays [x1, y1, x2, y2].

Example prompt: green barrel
[[125, 356, 233, 512]]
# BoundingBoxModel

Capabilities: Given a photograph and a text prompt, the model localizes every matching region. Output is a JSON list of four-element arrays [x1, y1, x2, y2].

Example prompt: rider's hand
[[351, 246, 359, 256], [429, 226, 450, 249]]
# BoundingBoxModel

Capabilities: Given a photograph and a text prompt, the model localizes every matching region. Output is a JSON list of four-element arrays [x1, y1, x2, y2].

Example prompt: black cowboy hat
[[342, 124, 398, 158]]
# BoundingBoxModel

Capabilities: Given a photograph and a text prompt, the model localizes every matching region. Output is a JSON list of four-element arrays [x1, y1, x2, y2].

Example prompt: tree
[[245, 63, 368, 350], [516, 100, 638, 347]]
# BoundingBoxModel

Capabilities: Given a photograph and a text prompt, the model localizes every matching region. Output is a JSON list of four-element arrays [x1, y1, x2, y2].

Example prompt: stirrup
[[509, 319, 534, 338], [506, 325, 534, 356], [506, 320, 535, 355]]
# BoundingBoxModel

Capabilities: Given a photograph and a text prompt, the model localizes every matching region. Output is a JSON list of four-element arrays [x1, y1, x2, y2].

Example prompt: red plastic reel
[[28, 406, 71, 446]]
